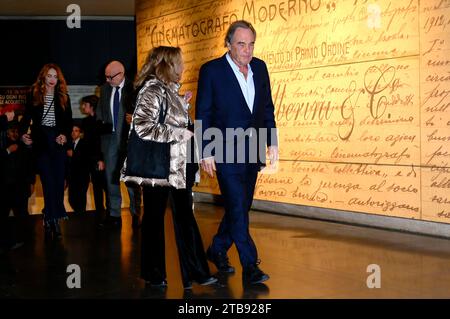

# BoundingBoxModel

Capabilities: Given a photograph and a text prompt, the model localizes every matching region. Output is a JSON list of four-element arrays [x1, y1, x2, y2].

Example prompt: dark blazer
[[0, 139, 36, 195], [96, 78, 134, 154], [0, 114, 8, 131], [96, 78, 135, 181], [196, 54, 277, 171], [19, 90, 73, 154], [67, 138, 89, 182], [81, 114, 103, 164]]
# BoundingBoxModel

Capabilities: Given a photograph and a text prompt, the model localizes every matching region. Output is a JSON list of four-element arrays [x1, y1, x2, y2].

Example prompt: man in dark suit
[[96, 61, 141, 229], [81, 95, 108, 223], [196, 20, 278, 285], [1, 115, 34, 253], [67, 124, 89, 214]]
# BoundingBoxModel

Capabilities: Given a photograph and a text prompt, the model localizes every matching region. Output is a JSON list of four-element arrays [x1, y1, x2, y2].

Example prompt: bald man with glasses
[[96, 61, 142, 229]]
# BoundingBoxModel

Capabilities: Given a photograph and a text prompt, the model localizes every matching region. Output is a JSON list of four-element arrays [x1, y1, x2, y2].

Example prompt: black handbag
[[125, 95, 170, 179]]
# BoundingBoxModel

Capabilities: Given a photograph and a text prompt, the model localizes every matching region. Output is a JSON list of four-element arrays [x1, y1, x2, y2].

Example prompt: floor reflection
[[2, 203, 450, 298]]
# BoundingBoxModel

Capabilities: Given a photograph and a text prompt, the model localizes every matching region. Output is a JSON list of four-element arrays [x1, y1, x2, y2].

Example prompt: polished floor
[[2, 202, 450, 299]]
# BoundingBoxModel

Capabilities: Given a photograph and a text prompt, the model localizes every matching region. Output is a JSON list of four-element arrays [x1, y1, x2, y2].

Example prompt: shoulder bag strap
[[41, 98, 54, 122], [158, 91, 168, 124]]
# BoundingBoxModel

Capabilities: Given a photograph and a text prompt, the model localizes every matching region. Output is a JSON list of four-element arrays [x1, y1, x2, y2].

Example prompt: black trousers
[[37, 127, 67, 225], [68, 172, 89, 213], [0, 183, 30, 249], [141, 185, 211, 285], [88, 161, 108, 214]]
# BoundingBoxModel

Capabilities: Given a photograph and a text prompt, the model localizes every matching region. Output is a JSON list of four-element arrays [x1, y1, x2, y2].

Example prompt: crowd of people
[[0, 20, 278, 289]]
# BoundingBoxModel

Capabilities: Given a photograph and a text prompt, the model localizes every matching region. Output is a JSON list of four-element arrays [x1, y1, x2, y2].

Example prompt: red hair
[[31, 63, 69, 109]]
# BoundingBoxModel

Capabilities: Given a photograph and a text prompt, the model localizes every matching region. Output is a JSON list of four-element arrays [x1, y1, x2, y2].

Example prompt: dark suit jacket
[[0, 114, 8, 131], [19, 90, 73, 154], [67, 138, 89, 184], [96, 78, 135, 180], [0, 139, 35, 195], [81, 114, 103, 165], [196, 54, 277, 172]]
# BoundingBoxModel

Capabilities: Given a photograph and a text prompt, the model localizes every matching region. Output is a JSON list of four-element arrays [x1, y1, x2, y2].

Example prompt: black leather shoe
[[206, 247, 235, 273], [243, 262, 269, 285], [184, 276, 218, 290], [145, 279, 167, 288]]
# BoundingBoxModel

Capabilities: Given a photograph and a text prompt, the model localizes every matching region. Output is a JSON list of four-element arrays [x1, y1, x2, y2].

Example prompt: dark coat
[[0, 138, 35, 196], [195, 54, 277, 173], [19, 90, 73, 154]]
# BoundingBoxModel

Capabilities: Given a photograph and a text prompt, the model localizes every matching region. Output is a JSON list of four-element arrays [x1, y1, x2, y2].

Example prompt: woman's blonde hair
[[134, 46, 182, 88]]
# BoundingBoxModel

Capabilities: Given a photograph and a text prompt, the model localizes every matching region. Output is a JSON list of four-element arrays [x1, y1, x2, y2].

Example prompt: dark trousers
[[0, 192, 13, 251], [211, 165, 259, 267], [37, 127, 67, 225], [141, 185, 211, 285], [89, 161, 108, 214], [0, 184, 29, 249], [68, 174, 89, 213]]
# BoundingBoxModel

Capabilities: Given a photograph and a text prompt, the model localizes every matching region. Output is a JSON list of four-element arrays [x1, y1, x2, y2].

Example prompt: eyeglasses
[[105, 71, 123, 81]]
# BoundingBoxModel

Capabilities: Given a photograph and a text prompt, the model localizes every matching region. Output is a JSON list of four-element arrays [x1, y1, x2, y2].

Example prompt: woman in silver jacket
[[121, 46, 217, 289]]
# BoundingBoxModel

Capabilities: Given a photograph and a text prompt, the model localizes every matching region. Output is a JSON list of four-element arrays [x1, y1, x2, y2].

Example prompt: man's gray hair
[[224, 20, 256, 47]]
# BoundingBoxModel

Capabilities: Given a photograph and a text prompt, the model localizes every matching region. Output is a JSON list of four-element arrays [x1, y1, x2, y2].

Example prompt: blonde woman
[[122, 46, 217, 289]]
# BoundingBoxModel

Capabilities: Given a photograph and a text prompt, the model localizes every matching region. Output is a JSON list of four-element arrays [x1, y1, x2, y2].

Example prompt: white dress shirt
[[226, 53, 255, 113], [110, 78, 125, 131], [73, 137, 80, 150]]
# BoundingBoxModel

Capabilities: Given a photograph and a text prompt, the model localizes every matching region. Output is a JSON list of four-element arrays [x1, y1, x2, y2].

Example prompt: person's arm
[[56, 94, 72, 147], [259, 62, 278, 164], [133, 84, 189, 143], [95, 87, 113, 135], [195, 64, 216, 177], [0, 114, 6, 130], [0, 111, 14, 130], [64, 94, 73, 139], [261, 62, 277, 147], [24, 146, 36, 193], [19, 92, 34, 145], [5, 144, 18, 155]]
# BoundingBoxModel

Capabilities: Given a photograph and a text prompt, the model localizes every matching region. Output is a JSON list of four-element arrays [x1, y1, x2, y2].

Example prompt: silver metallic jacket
[[120, 76, 191, 189]]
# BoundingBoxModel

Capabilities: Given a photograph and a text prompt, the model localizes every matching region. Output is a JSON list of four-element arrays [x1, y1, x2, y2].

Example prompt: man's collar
[[111, 78, 125, 90], [225, 53, 252, 74]]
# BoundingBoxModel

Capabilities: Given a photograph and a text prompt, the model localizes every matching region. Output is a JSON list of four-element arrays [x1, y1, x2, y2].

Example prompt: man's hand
[[7, 144, 18, 154], [97, 161, 105, 171], [183, 91, 193, 103], [21, 134, 33, 146], [200, 157, 216, 178], [182, 129, 194, 142], [56, 134, 67, 145], [67, 149, 73, 157], [268, 145, 279, 166], [126, 113, 132, 125]]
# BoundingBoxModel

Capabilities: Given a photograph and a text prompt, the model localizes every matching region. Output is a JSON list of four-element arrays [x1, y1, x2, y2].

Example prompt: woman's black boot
[[44, 224, 52, 242], [52, 221, 62, 240]]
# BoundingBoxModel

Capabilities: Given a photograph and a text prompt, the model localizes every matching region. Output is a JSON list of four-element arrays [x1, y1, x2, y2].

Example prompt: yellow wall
[[136, 0, 450, 223]]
